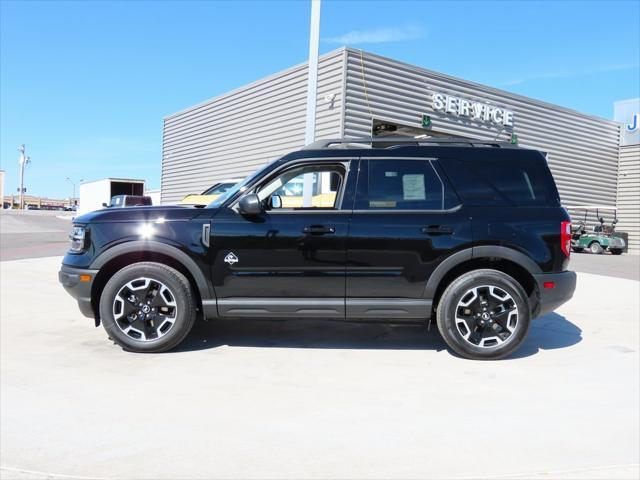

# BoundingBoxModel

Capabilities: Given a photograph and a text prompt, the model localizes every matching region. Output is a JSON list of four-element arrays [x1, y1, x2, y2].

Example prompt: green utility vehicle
[[568, 206, 626, 255]]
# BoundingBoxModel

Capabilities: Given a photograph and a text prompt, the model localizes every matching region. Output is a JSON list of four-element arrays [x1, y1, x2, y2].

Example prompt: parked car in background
[[59, 136, 576, 360], [179, 179, 241, 207], [103, 195, 152, 208]]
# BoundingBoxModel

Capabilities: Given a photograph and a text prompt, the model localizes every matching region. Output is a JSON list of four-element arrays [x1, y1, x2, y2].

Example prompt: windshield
[[202, 182, 236, 196], [207, 160, 278, 208]]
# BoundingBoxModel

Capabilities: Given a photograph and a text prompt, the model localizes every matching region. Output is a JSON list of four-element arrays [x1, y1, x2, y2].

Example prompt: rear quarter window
[[441, 156, 559, 206], [480, 160, 550, 204]]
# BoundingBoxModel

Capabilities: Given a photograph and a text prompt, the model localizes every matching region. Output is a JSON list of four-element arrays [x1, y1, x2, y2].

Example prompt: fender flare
[[90, 240, 214, 301], [423, 245, 541, 299], [423, 248, 473, 299], [472, 245, 542, 275]]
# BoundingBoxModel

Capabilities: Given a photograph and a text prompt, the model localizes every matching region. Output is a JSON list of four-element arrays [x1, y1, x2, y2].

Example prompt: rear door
[[346, 157, 472, 319]]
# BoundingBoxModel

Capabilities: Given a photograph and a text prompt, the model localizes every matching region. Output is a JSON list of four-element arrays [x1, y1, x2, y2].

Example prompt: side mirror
[[238, 193, 263, 216], [270, 195, 282, 209], [102, 203, 108, 208]]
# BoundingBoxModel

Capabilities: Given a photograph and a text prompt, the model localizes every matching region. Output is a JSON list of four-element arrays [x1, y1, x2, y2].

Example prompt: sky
[[1, 0, 639, 199]]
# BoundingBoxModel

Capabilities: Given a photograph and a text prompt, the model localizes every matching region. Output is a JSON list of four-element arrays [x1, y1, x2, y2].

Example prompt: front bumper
[[609, 237, 626, 249], [532, 270, 577, 318], [59, 265, 99, 320]]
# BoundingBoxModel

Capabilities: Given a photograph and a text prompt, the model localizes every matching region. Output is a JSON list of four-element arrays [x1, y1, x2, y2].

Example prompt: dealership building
[[162, 47, 639, 252]]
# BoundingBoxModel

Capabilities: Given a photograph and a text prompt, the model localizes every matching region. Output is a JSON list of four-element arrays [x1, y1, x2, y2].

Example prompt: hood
[[73, 205, 214, 224]]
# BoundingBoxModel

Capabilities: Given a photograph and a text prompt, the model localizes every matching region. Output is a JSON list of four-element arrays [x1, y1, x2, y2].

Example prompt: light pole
[[18, 144, 30, 210], [65, 177, 83, 207], [302, 0, 321, 207]]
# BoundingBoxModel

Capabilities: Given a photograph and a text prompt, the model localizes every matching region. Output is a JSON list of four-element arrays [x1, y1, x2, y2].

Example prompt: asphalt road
[[569, 251, 639, 281], [0, 211, 71, 261], [1, 257, 638, 479]]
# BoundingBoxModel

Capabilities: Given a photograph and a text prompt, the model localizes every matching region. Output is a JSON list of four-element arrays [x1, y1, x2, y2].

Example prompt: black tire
[[99, 262, 197, 353], [436, 269, 531, 360], [610, 249, 623, 255], [571, 247, 584, 253], [589, 242, 604, 254]]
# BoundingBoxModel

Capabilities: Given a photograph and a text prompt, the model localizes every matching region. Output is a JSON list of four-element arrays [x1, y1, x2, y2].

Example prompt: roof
[[80, 178, 145, 185]]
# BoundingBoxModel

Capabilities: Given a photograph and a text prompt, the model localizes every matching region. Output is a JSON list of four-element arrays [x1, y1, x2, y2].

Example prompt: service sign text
[[432, 93, 514, 127]]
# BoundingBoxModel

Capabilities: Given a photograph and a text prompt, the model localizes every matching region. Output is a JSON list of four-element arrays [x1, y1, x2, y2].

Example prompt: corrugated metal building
[[163, 47, 636, 250], [614, 99, 640, 253]]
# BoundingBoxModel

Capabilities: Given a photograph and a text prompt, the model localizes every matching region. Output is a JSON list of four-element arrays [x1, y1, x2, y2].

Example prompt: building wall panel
[[162, 50, 344, 203], [617, 145, 640, 252], [342, 49, 621, 207]]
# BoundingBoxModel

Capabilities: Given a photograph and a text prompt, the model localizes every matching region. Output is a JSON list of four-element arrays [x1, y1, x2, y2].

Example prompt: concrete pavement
[[1, 256, 638, 479]]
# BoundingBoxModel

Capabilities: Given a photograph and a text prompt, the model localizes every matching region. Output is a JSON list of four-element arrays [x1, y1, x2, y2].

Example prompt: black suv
[[59, 137, 576, 360]]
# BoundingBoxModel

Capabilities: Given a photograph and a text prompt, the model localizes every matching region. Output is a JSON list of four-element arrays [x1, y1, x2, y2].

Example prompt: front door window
[[257, 164, 345, 210]]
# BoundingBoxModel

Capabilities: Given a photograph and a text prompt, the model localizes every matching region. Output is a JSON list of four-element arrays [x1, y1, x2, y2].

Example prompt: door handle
[[303, 225, 336, 235], [421, 225, 454, 235]]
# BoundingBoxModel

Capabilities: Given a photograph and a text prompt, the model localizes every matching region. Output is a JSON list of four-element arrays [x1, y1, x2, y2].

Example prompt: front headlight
[[69, 225, 86, 252]]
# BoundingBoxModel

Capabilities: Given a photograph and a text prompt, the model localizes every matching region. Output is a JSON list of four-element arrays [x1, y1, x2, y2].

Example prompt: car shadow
[[173, 312, 581, 359], [506, 312, 583, 359]]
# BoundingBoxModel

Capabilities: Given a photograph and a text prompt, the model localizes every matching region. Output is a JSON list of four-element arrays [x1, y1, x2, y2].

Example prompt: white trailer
[[144, 188, 161, 206], [78, 178, 145, 215]]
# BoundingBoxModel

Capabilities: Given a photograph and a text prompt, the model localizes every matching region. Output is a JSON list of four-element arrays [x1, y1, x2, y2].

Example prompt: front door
[[346, 157, 472, 319], [210, 159, 356, 318]]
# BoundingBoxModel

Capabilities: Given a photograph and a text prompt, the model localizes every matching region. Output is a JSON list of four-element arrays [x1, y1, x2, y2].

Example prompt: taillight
[[561, 221, 571, 258]]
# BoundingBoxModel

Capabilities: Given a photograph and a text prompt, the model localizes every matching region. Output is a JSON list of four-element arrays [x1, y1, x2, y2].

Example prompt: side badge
[[224, 252, 239, 265]]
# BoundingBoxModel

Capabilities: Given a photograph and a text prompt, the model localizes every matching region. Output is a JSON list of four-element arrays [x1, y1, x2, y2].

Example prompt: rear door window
[[356, 159, 458, 210]]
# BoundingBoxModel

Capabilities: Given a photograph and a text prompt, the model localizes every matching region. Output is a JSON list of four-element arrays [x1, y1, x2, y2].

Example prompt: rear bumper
[[58, 265, 99, 320], [532, 270, 577, 318]]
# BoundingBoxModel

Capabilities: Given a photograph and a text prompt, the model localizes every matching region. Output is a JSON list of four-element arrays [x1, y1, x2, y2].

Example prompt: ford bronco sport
[[59, 137, 576, 360]]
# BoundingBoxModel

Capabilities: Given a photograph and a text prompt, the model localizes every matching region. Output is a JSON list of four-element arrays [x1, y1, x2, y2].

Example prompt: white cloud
[[501, 63, 639, 86], [324, 25, 425, 45]]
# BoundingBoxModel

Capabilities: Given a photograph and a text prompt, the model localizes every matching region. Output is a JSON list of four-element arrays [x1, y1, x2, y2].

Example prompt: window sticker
[[402, 174, 426, 200], [385, 171, 398, 177]]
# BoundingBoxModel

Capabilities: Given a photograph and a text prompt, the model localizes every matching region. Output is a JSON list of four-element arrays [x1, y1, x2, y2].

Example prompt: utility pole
[[18, 144, 30, 210], [302, 0, 321, 207]]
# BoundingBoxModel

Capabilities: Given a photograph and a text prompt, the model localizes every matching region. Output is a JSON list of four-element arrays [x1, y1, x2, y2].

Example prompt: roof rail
[[302, 136, 519, 150]]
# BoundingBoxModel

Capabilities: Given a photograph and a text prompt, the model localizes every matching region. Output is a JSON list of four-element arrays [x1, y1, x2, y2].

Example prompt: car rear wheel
[[610, 249, 623, 255], [99, 262, 197, 353], [436, 269, 531, 360], [589, 242, 604, 254]]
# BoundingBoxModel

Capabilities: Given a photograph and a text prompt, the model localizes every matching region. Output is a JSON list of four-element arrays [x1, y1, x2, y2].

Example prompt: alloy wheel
[[112, 277, 178, 341], [454, 285, 519, 348]]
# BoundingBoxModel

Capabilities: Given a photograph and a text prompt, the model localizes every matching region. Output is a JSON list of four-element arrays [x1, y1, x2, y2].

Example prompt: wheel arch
[[425, 246, 540, 314], [90, 241, 214, 324]]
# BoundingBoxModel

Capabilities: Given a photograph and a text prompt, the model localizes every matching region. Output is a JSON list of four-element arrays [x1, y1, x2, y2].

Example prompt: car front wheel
[[436, 269, 531, 360], [99, 262, 197, 353]]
